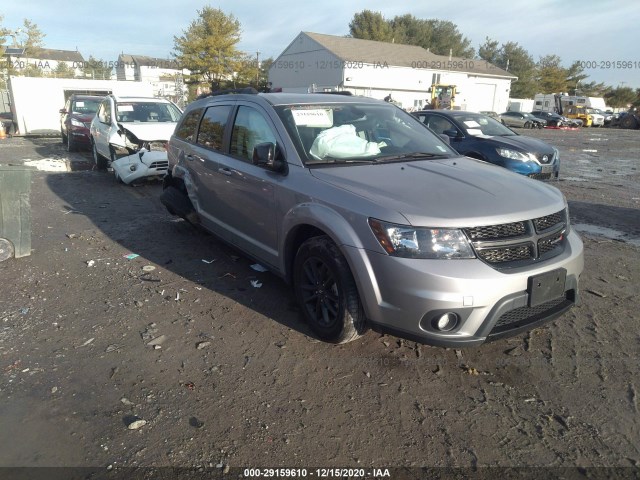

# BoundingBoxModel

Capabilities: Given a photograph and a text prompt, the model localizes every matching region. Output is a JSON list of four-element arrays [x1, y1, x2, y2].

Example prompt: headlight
[[496, 148, 534, 162], [70, 118, 85, 127], [368, 219, 475, 259]]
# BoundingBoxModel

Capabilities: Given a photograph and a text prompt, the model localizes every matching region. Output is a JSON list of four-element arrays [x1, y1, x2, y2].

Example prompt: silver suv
[[162, 92, 583, 347]]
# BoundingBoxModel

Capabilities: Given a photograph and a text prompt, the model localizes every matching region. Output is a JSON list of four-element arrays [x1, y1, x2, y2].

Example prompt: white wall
[[269, 34, 342, 92], [9, 77, 153, 134]]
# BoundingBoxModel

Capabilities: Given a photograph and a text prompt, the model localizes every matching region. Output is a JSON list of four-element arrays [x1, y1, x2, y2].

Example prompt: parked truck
[[7, 77, 154, 135], [533, 93, 605, 127]]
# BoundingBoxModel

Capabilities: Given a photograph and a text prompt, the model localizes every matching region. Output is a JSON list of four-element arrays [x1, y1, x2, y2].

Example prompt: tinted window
[[230, 106, 278, 162], [175, 108, 203, 143], [197, 105, 232, 151], [424, 115, 456, 135]]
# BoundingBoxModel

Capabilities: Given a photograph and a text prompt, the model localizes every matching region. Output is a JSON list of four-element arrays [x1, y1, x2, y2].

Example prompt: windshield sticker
[[75, 101, 85, 107], [463, 120, 481, 128], [292, 109, 333, 127], [436, 145, 447, 152], [118, 105, 134, 112], [466, 128, 483, 136]]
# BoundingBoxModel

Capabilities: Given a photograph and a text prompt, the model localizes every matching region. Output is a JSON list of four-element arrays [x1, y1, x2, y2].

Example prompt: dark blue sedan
[[413, 110, 559, 180]]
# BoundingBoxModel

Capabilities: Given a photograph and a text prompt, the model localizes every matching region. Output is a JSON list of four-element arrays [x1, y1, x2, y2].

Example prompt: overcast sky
[[2, 0, 638, 88]]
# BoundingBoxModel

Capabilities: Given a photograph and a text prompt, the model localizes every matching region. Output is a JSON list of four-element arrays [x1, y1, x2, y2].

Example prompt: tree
[[536, 54, 568, 94], [604, 86, 637, 108], [348, 10, 394, 42], [173, 6, 243, 91], [477, 39, 537, 98], [82, 55, 112, 80], [348, 11, 475, 58], [478, 37, 500, 65], [20, 19, 45, 57], [52, 62, 75, 78]]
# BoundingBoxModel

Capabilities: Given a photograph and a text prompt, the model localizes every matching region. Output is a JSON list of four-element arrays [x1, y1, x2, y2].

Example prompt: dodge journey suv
[[161, 91, 583, 347]]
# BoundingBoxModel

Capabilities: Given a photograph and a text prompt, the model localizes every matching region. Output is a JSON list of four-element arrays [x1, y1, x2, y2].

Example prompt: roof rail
[[198, 87, 259, 99], [313, 91, 353, 96]]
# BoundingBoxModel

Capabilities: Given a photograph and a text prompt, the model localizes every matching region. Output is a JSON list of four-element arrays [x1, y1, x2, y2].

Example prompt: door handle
[[218, 167, 232, 176], [186, 154, 194, 161]]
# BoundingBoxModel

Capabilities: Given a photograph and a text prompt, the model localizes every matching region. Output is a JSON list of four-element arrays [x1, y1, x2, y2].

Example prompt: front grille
[[465, 209, 567, 270], [538, 231, 564, 256], [465, 222, 526, 241], [149, 161, 169, 170], [489, 294, 573, 337], [528, 173, 552, 180], [477, 244, 533, 264]]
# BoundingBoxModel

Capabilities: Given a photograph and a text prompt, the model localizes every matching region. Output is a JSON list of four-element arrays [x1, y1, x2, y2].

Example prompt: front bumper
[[111, 150, 169, 185], [345, 230, 583, 347]]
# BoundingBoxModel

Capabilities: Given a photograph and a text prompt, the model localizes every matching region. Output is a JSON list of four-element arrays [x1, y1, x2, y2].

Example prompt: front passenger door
[[209, 104, 283, 267]]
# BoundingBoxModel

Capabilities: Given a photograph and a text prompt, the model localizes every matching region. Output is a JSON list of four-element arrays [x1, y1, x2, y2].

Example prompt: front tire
[[293, 236, 366, 344], [524, 121, 531, 129], [66, 133, 76, 152], [92, 139, 108, 170]]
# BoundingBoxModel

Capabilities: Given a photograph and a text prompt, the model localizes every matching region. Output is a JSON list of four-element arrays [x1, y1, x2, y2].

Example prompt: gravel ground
[[0, 128, 639, 477]]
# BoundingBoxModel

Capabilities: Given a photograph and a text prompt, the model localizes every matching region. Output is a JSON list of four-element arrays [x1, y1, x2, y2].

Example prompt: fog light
[[435, 313, 459, 332], [129, 165, 137, 172]]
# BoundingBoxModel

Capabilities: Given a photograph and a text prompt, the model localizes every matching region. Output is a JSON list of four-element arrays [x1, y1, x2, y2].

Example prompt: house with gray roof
[[269, 32, 517, 112], [7, 48, 86, 77]]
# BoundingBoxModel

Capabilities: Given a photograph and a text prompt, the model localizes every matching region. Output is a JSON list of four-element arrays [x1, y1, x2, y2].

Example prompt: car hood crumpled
[[309, 157, 565, 227], [119, 122, 177, 141]]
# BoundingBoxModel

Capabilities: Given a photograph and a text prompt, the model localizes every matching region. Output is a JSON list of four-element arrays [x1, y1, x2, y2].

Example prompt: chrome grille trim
[[465, 208, 567, 270]]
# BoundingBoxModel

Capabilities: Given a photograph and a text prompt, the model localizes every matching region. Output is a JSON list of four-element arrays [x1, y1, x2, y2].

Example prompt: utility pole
[[256, 51, 260, 88]]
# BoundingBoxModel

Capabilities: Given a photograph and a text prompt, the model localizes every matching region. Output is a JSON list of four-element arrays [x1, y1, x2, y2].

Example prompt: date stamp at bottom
[[243, 468, 391, 478]]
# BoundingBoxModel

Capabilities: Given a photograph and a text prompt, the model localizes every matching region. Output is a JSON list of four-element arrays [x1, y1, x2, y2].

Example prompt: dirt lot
[[0, 127, 639, 476]]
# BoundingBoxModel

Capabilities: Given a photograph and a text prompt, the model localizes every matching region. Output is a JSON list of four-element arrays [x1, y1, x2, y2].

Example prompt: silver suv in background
[[161, 91, 584, 347]]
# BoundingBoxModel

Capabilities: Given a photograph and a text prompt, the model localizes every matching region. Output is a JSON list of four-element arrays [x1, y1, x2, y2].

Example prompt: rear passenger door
[[188, 104, 234, 226]]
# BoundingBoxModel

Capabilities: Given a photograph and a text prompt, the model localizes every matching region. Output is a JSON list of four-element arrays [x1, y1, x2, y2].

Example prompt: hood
[[483, 134, 555, 154], [120, 122, 177, 141], [309, 157, 565, 227]]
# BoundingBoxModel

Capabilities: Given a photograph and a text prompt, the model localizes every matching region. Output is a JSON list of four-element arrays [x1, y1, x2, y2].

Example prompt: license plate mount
[[528, 268, 567, 307]]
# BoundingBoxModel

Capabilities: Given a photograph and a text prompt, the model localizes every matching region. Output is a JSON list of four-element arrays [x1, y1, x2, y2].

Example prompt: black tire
[[91, 139, 108, 170], [620, 115, 638, 130], [293, 236, 366, 343], [66, 132, 76, 152], [524, 121, 531, 129]]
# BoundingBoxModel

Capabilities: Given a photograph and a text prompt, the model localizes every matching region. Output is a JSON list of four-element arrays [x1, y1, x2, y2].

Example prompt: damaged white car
[[90, 95, 182, 183]]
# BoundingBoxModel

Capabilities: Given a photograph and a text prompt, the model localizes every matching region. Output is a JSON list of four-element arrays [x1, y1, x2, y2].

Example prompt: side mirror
[[252, 142, 287, 174], [438, 134, 450, 145], [443, 128, 460, 138]]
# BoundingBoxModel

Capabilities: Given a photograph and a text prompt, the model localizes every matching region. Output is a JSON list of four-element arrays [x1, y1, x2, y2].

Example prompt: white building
[[8, 48, 85, 77], [269, 32, 516, 113], [116, 54, 187, 105]]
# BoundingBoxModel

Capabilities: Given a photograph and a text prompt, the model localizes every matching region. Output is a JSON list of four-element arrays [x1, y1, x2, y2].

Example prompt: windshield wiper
[[374, 152, 452, 163], [310, 156, 379, 165]]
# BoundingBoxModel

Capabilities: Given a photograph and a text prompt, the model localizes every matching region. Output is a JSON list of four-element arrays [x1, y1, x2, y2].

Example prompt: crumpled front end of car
[[112, 149, 169, 184]]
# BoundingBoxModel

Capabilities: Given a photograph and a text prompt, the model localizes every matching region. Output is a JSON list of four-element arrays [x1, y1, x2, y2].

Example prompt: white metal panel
[[9, 77, 154, 135]]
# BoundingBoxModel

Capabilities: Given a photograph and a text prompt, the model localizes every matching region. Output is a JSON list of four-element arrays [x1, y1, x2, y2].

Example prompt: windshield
[[456, 114, 516, 137], [71, 99, 101, 115], [274, 103, 457, 165], [116, 102, 182, 123]]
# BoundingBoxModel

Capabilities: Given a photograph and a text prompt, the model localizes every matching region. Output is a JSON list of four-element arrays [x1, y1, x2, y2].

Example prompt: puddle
[[23, 158, 68, 172], [573, 223, 640, 247]]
